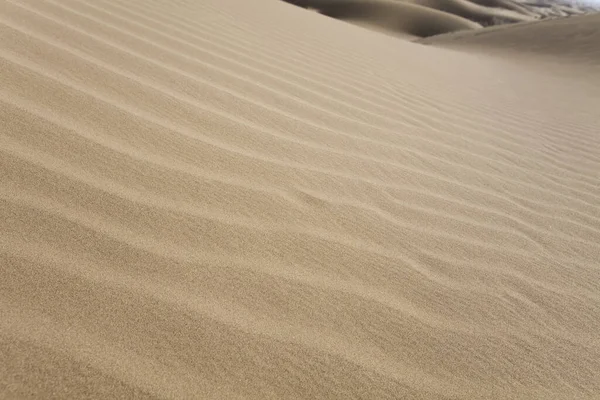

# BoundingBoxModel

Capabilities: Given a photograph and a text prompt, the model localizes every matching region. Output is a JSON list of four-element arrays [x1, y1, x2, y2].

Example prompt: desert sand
[[1, 0, 600, 399]]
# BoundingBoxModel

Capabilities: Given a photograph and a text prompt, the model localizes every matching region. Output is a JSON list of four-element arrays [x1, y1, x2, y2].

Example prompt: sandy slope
[[283, 0, 539, 39], [284, 0, 598, 39], [1, 0, 600, 399], [283, 0, 483, 38], [422, 12, 600, 64]]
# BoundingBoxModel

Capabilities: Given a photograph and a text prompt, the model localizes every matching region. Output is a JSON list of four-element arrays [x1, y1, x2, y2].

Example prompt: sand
[[422, 11, 600, 64], [1, 0, 600, 399], [284, 0, 598, 39]]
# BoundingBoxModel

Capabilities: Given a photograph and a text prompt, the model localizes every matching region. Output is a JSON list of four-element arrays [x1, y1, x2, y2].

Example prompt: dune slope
[[283, 0, 482, 38], [400, 0, 534, 25], [421, 12, 600, 65], [283, 0, 538, 38], [1, 0, 600, 399]]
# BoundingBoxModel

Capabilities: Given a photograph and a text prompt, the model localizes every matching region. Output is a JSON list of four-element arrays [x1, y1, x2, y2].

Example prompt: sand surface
[[422, 11, 600, 64], [282, 0, 598, 39], [1, 0, 600, 399]]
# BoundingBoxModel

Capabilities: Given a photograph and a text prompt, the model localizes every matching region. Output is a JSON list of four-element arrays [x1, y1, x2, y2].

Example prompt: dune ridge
[[282, 0, 533, 39], [283, 0, 598, 39], [1, 0, 600, 399], [421, 12, 600, 64], [283, 0, 483, 39]]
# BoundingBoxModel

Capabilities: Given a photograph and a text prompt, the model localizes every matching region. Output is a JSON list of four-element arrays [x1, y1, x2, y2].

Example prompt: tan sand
[[399, 0, 534, 25], [422, 12, 600, 64], [1, 0, 600, 399], [283, 0, 482, 39], [283, 0, 538, 38]]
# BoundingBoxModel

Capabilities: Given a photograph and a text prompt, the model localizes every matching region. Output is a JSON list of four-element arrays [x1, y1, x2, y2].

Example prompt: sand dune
[[401, 0, 534, 25], [1, 0, 600, 398], [283, 0, 482, 38], [283, 0, 598, 39], [467, 0, 539, 17], [422, 12, 600, 64], [283, 0, 538, 38]]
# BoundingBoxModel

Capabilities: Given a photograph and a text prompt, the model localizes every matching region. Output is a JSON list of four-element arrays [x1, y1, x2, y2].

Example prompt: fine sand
[[421, 11, 600, 63], [284, 0, 596, 39], [1, 0, 600, 399]]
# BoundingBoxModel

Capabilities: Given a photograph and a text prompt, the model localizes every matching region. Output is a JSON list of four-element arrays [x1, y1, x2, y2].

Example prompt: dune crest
[[284, 0, 482, 39], [421, 12, 600, 64], [283, 0, 598, 39], [1, 0, 600, 399]]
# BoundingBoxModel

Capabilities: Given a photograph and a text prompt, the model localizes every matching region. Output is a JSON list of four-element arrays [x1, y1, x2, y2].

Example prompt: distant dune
[[1, 0, 600, 399], [283, 0, 596, 38], [421, 12, 600, 63], [287, 0, 482, 38], [403, 0, 533, 25]]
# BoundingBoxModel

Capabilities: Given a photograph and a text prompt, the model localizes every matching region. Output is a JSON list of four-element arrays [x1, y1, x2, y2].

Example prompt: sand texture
[[421, 11, 600, 63], [1, 0, 600, 399], [285, 0, 599, 39]]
